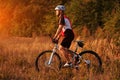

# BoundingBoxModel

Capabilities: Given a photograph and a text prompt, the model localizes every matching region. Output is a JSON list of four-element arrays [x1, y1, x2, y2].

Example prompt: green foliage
[[0, 0, 120, 40], [104, 2, 120, 46], [66, 0, 104, 34]]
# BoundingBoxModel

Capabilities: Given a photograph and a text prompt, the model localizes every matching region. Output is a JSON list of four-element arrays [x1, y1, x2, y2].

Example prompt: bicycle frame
[[47, 41, 91, 67], [47, 42, 80, 65]]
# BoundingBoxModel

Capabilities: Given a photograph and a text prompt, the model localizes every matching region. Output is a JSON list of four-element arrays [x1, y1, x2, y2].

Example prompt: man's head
[[55, 5, 65, 16]]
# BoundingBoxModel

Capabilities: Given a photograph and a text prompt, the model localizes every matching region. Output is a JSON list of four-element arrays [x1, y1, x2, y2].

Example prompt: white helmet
[[55, 5, 65, 11]]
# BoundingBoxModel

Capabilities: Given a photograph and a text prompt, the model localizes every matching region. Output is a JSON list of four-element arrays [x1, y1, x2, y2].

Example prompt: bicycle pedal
[[77, 60, 81, 64]]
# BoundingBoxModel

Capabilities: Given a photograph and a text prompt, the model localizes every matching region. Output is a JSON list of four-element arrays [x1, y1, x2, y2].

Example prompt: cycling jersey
[[59, 15, 72, 36], [58, 15, 74, 48]]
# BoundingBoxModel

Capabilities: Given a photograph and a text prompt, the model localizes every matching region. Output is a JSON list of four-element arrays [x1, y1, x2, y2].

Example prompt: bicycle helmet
[[55, 5, 65, 11]]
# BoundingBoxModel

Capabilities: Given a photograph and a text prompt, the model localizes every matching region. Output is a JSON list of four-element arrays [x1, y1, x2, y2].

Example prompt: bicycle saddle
[[76, 40, 84, 48]]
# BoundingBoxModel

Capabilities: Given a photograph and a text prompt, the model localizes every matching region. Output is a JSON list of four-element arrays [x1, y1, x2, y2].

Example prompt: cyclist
[[53, 5, 74, 67]]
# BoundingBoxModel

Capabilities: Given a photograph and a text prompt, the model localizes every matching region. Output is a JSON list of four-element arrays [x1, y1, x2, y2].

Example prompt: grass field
[[0, 36, 120, 80]]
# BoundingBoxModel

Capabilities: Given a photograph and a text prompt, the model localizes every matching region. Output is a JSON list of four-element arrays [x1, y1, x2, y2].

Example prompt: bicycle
[[35, 38, 102, 74]]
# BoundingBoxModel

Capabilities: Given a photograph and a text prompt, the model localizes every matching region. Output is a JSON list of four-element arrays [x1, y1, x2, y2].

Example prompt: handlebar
[[48, 34, 58, 44]]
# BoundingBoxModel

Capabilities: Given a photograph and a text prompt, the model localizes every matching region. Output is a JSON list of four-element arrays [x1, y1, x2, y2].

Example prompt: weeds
[[0, 36, 120, 80]]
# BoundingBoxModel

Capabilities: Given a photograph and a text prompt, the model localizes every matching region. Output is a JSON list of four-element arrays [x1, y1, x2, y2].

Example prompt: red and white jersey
[[62, 15, 72, 32], [59, 15, 72, 36]]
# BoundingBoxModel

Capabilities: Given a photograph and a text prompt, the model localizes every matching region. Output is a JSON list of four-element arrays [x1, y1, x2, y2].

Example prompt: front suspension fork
[[48, 46, 57, 65]]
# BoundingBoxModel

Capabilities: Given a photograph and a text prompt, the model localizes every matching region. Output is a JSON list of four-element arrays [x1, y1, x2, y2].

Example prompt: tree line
[[0, 0, 120, 42]]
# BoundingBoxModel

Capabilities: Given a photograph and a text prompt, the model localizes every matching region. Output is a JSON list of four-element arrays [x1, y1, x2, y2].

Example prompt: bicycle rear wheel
[[79, 50, 102, 77], [35, 50, 62, 72], [79, 50, 102, 68]]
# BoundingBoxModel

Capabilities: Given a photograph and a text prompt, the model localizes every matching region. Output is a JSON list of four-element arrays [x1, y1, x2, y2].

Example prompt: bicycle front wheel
[[35, 50, 62, 72]]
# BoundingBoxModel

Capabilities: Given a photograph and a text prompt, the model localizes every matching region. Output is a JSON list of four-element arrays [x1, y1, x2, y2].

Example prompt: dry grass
[[0, 36, 120, 80]]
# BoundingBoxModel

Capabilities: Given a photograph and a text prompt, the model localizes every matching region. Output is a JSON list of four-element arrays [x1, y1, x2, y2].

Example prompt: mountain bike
[[35, 39, 102, 74]]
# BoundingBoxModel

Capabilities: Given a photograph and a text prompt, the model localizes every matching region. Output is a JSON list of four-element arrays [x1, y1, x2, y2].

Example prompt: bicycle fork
[[48, 52, 54, 65], [48, 44, 58, 65]]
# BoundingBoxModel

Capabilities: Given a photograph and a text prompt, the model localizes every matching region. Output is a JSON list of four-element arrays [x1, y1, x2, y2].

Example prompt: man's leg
[[59, 46, 73, 65]]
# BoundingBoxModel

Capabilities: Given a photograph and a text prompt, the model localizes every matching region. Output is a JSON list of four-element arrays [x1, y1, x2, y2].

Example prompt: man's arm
[[53, 25, 63, 39]]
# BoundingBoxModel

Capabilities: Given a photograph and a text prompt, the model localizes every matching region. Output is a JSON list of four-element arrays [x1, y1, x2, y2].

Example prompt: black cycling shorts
[[61, 29, 74, 48]]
